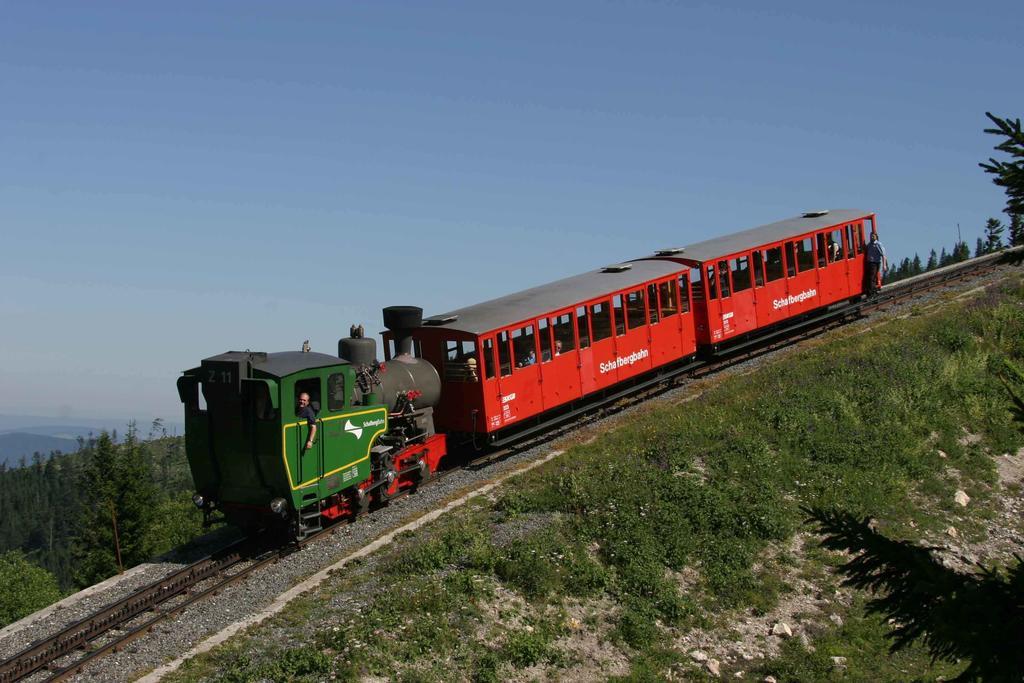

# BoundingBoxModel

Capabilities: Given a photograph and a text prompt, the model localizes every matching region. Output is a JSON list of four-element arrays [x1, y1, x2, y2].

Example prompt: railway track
[[1, 247, 1018, 683]]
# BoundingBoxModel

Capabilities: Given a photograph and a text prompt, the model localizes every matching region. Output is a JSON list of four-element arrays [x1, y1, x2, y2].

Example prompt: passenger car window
[[613, 295, 626, 336], [816, 233, 828, 267], [626, 289, 646, 329], [659, 280, 678, 317], [483, 337, 496, 379], [829, 229, 845, 262], [730, 256, 751, 292], [706, 265, 718, 299], [796, 238, 815, 272], [577, 306, 591, 348], [764, 246, 784, 282], [442, 339, 478, 382], [646, 284, 659, 325], [785, 242, 797, 277], [591, 301, 612, 342], [538, 318, 553, 362], [327, 373, 345, 411], [498, 331, 512, 377], [718, 261, 731, 298], [552, 313, 575, 353], [512, 325, 536, 367]]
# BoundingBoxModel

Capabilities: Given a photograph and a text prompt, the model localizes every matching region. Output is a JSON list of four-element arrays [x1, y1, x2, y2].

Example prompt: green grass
[[166, 275, 1024, 682]]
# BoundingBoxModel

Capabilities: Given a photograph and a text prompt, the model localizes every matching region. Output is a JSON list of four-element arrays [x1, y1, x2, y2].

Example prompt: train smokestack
[[382, 306, 423, 357]]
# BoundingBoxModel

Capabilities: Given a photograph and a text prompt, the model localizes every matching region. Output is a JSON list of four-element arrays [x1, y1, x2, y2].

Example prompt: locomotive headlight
[[192, 494, 205, 509], [269, 497, 288, 515]]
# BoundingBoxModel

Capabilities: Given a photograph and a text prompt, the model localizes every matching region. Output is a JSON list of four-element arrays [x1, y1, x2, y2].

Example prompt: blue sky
[[1, 1, 1020, 422]]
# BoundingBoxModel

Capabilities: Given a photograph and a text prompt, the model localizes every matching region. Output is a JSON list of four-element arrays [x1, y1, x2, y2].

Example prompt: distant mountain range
[[0, 414, 183, 468]]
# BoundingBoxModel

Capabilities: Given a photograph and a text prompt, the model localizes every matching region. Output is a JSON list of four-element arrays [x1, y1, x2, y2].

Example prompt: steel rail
[[1, 247, 1017, 682]]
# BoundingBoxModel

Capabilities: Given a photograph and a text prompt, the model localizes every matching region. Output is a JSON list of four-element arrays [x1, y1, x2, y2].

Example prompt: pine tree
[[72, 428, 157, 587], [939, 247, 950, 266], [954, 241, 971, 262], [980, 113, 1024, 217], [976, 237, 986, 257], [1009, 213, 1024, 246], [72, 433, 121, 585], [926, 249, 938, 270], [984, 217, 1005, 253]]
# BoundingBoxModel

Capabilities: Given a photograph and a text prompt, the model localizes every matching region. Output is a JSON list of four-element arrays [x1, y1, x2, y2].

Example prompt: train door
[[699, 262, 725, 343], [848, 221, 867, 295], [587, 298, 618, 390], [783, 236, 820, 316], [575, 306, 596, 396], [755, 244, 789, 326], [649, 278, 680, 366], [677, 272, 698, 355], [480, 335, 504, 432], [614, 288, 654, 380], [824, 227, 850, 300], [713, 260, 738, 340], [513, 324, 542, 418], [727, 254, 756, 335], [538, 310, 582, 409], [815, 231, 846, 304]]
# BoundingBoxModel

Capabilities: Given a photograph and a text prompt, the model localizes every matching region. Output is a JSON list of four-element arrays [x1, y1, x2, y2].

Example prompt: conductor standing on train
[[865, 232, 887, 296]]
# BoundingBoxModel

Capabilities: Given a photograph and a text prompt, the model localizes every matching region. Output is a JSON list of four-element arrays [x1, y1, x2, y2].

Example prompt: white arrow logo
[[344, 420, 363, 439]]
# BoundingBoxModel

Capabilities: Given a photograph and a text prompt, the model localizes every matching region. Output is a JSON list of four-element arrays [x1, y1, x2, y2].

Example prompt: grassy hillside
[[171, 274, 1024, 682]]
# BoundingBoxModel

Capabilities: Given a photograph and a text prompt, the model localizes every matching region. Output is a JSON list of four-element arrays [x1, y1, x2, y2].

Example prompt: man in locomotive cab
[[297, 392, 318, 451]]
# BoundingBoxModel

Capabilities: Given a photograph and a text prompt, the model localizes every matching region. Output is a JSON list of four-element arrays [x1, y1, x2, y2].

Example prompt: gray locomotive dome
[[669, 208, 870, 263], [423, 259, 686, 336]]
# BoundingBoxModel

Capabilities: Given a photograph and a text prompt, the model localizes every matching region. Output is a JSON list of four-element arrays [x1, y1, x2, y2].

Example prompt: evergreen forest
[[0, 421, 206, 627]]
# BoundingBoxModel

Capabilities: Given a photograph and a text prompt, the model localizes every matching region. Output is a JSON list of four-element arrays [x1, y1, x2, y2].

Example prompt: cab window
[[294, 378, 320, 418], [327, 373, 346, 411]]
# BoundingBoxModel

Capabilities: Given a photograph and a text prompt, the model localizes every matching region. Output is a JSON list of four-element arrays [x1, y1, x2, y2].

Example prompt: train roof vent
[[655, 247, 685, 256], [802, 210, 829, 218], [601, 263, 633, 273], [423, 314, 458, 326]]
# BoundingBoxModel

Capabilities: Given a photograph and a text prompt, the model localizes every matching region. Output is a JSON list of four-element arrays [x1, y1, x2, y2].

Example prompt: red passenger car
[[646, 210, 876, 346], [391, 260, 699, 443]]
